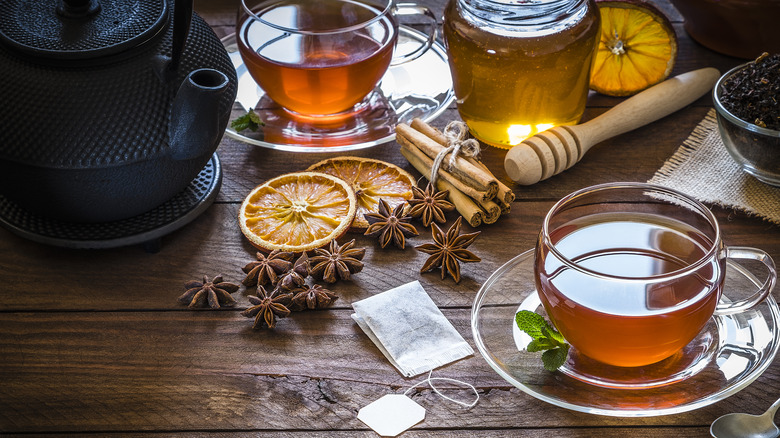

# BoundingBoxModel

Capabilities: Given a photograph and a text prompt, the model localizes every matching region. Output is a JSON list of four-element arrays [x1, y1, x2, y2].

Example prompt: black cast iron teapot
[[0, 0, 237, 222]]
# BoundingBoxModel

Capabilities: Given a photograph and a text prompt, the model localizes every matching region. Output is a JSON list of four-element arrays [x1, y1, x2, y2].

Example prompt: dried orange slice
[[590, 0, 677, 96], [307, 157, 415, 229], [238, 172, 356, 253]]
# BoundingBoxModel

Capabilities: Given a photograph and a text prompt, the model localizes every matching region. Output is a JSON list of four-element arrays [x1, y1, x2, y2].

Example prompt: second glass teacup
[[237, 0, 435, 118], [535, 183, 776, 368]]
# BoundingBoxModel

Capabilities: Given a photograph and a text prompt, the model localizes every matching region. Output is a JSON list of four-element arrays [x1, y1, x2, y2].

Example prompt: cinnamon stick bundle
[[396, 124, 499, 200], [410, 118, 516, 205], [400, 146, 483, 227], [397, 134, 493, 202], [396, 119, 515, 226]]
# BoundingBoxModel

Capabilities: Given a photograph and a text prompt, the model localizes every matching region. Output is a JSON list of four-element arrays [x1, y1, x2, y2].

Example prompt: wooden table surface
[[2, 0, 778, 436]]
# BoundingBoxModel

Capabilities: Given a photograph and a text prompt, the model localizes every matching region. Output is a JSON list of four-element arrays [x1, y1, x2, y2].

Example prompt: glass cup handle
[[714, 246, 777, 316], [391, 3, 437, 66]]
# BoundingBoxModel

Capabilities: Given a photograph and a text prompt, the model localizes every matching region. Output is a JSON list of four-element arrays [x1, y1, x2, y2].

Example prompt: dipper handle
[[505, 67, 721, 185]]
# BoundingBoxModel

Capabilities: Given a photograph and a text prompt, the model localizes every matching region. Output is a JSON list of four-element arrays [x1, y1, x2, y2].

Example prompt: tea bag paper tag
[[357, 394, 425, 437], [351, 281, 474, 377]]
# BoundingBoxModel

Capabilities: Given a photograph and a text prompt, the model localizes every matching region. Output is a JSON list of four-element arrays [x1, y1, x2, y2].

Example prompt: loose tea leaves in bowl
[[718, 53, 780, 130], [714, 53, 780, 186]]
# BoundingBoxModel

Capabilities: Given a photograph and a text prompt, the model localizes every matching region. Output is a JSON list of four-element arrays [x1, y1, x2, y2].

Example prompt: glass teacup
[[237, 0, 435, 118], [535, 182, 776, 368]]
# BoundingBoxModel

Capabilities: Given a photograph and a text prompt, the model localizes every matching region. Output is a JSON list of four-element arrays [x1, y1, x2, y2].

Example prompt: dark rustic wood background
[[1, 0, 777, 435]]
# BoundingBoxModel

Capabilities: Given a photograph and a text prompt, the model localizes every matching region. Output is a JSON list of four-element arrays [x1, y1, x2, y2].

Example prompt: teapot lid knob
[[0, 0, 167, 60], [56, 0, 101, 18]]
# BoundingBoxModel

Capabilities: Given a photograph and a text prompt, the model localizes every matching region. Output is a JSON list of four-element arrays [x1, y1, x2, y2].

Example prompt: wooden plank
[[1, 310, 777, 433], [46, 430, 712, 438], [0, 202, 540, 311], [1, 201, 777, 312]]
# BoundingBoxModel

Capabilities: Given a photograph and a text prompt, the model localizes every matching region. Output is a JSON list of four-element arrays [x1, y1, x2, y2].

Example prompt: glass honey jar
[[443, 0, 600, 149]]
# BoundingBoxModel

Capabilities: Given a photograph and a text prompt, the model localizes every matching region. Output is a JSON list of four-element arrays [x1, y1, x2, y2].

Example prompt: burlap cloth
[[648, 108, 780, 225]]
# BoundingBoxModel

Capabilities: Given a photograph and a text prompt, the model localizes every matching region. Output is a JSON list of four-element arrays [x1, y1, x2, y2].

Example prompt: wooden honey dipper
[[504, 68, 721, 185]]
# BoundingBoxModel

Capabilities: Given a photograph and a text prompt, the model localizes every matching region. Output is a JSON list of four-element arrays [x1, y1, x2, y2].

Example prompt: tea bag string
[[429, 121, 481, 187], [403, 370, 479, 409]]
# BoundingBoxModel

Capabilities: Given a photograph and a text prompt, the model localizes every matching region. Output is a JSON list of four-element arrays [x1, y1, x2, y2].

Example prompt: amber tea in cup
[[237, 0, 434, 117], [535, 183, 776, 368]]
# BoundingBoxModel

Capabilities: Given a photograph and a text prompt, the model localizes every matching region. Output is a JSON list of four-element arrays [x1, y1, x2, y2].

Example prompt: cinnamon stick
[[397, 133, 494, 203], [472, 159, 516, 205], [477, 199, 501, 224], [410, 118, 449, 146], [410, 118, 516, 205], [396, 123, 499, 200], [494, 195, 511, 215], [399, 144, 483, 227]]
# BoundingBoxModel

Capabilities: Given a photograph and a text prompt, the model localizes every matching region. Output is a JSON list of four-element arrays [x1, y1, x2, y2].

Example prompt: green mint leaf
[[230, 117, 250, 132], [230, 116, 252, 132], [527, 338, 558, 352], [515, 310, 547, 339], [515, 310, 570, 371], [548, 328, 567, 345], [231, 109, 264, 132], [541, 344, 570, 372], [540, 325, 566, 347], [247, 110, 262, 125]]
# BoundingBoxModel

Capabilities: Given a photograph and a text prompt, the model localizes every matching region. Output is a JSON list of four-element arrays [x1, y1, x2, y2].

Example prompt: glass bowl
[[713, 64, 780, 187]]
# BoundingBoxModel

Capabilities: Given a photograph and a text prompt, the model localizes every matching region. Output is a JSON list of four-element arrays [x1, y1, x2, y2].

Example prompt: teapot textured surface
[[0, 0, 237, 222]]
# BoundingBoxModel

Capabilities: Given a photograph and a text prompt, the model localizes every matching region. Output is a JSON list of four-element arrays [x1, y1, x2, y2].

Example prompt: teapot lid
[[0, 0, 167, 60]]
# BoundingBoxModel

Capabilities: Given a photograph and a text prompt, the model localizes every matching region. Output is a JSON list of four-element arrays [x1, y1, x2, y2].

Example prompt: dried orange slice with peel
[[590, 0, 677, 97], [307, 157, 415, 229], [238, 172, 357, 253]]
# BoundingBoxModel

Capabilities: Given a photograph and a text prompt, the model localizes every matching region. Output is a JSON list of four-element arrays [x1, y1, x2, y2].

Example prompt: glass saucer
[[222, 26, 454, 152], [472, 249, 780, 417]]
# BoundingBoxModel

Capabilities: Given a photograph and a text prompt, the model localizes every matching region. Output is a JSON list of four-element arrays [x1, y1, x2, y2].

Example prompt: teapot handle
[[168, 0, 193, 72]]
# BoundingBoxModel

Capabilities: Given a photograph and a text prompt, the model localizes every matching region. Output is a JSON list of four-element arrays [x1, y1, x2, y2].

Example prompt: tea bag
[[351, 281, 473, 377], [357, 394, 426, 437], [357, 370, 480, 436]]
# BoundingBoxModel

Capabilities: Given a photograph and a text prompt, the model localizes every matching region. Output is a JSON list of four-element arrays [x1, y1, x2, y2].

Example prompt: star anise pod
[[241, 285, 293, 329], [415, 216, 481, 283], [277, 252, 309, 291], [241, 250, 295, 287], [407, 183, 454, 227], [364, 198, 418, 249], [309, 239, 366, 283], [178, 275, 239, 309], [290, 284, 339, 311]]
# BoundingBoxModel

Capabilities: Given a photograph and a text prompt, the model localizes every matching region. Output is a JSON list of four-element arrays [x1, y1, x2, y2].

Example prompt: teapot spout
[[169, 68, 230, 161]]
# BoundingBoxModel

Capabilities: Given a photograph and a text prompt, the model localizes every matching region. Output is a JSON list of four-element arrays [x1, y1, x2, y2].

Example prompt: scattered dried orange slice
[[307, 157, 415, 230], [589, 0, 677, 96], [238, 172, 356, 253]]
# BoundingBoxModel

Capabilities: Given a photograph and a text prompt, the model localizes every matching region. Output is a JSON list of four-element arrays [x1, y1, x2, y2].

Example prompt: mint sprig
[[231, 109, 264, 132], [515, 310, 570, 371]]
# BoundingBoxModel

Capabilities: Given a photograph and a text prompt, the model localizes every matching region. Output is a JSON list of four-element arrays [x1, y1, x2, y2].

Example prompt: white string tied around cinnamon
[[429, 121, 481, 187]]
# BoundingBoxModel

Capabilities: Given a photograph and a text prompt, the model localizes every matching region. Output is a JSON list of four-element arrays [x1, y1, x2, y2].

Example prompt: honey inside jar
[[443, 0, 600, 148]]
